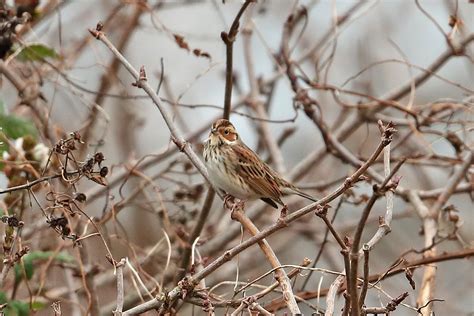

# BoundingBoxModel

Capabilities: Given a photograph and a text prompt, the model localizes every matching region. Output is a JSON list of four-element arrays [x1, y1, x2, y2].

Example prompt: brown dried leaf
[[405, 268, 416, 289], [89, 175, 107, 186], [173, 34, 190, 51], [192, 48, 211, 60]]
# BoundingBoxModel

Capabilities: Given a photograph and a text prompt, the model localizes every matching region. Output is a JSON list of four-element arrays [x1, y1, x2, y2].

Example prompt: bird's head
[[208, 119, 239, 145]]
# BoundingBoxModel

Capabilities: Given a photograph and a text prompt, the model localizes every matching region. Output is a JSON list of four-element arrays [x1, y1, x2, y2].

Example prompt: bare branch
[[222, 0, 255, 119], [113, 258, 127, 315]]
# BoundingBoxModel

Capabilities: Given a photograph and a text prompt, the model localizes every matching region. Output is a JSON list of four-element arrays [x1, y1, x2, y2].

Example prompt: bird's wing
[[231, 143, 283, 204]]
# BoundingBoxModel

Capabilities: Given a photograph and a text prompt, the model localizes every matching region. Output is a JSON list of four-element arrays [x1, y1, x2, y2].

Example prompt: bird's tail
[[294, 188, 318, 202], [282, 186, 318, 202]]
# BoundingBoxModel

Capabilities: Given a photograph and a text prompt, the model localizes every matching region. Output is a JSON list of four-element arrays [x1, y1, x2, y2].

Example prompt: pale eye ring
[[224, 130, 229, 135]]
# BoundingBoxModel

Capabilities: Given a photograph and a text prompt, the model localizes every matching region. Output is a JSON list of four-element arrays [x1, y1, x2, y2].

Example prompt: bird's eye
[[224, 130, 229, 135]]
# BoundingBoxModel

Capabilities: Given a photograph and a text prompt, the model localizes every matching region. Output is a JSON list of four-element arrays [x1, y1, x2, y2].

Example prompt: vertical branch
[[113, 258, 126, 315], [301, 197, 343, 291], [221, 0, 254, 119], [348, 123, 395, 316], [358, 144, 398, 308], [407, 150, 472, 315], [407, 190, 438, 316], [358, 244, 370, 308], [383, 143, 393, 226], [365, 145, 402, 249], [325, 275, 345, 316]]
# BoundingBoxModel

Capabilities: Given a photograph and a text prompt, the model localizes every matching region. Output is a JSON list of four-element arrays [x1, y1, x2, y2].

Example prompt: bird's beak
[[211, 128, 217, 135]]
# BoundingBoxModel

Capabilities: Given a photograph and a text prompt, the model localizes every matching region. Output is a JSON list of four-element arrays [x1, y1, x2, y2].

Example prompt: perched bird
[[203, 119, 316, 210]]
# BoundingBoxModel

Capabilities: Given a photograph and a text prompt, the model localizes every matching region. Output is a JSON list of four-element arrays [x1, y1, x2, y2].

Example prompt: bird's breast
[[203, 143, 255, 199]]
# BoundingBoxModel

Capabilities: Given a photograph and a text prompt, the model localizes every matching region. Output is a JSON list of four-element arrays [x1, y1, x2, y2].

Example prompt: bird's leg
[[230, 199, 246, 220], [231, 199, 246, 212], [230, 200, 246, 221], [223, 194, 235, 210]]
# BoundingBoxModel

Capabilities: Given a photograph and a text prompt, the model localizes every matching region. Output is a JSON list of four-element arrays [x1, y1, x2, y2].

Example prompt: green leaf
[[16, 44, 59, 62], [25, 251, 74, 263], [0, 293, 45, 315], [14, 251, 75, 283], [8, 300, 29, 316], [13, 258, 33, 283], [0, 111, 38, 171], [0, 291, 7, 304], [0, 113, 37, 155], [30, 301, 46, 311], [0, 115, 37, 140]]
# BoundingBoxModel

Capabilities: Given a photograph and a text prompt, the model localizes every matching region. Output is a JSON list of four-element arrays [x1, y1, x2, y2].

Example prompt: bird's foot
[[230, 200, 246, 221], [223, 194, 235, 210], [231, 199, 246, 212]]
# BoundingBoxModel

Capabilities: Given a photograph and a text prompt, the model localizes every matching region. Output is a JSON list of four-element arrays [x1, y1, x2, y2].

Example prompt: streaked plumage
[[203, 119, 316, 208]]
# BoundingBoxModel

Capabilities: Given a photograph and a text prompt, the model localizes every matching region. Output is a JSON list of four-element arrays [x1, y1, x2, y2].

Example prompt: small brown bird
[[203, 119, 316, 209]]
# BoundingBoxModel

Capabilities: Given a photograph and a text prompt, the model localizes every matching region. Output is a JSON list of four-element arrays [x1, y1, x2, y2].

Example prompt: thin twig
[[358, 244, 370, 308], [88, 27, 216, 191], [301, 197, 343, 290], [252, 258, 312, 300], [364, 147, 403, 250], [113, 258, 127, 315], [363, 292, 409, 315], [0, 173, 62, 194]]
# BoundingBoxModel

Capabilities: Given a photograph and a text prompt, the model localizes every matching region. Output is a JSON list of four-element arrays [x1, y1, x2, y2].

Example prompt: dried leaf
[[192, 48, 211, 60], [405, 268, 416, 290], [173, 34, 190, 51], [89, 175, 107, 186]]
